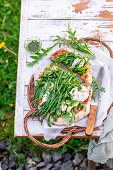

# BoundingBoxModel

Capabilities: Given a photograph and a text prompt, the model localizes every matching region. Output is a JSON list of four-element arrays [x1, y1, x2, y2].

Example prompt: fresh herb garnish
[[91, 76, 105, 101], [52, 23, 96, 59], [27, 42, 58, 66]]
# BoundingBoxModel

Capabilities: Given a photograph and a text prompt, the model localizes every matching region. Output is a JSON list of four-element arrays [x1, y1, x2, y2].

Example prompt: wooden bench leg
[[88, 160, 96, 170]]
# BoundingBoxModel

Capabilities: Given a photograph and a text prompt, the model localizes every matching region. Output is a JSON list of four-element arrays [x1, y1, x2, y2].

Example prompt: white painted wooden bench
[[15, 0, 113, 169]]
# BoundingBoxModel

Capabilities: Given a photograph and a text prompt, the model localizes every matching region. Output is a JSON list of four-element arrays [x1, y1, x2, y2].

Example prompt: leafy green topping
[[32, 65, 85, 126], [51, 52, 90, 75], [91, 76, 105, 101]]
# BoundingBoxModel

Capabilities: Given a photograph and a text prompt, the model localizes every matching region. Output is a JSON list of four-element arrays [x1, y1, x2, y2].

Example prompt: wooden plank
[[26, 20, 113, 41], [26, 0, 113, 20], [15, 0, 28, 137]]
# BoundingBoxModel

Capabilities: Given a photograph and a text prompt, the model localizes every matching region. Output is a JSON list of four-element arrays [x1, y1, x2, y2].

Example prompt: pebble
[[51, 167, 59, 170], [54, 160, 62, 168], [16, 163, 24, 170], [73, 153, 84, 167], [36, 161, 47, 168], [39, 163, 53, 170], [42, 152, 52, 163], [0, 154, 3, 161], [9, 160, 16, 168], [79, 159, 87, 168], [26, 157, 36, 168], [63, 153, 71, 162], [2, 157, 8, 165], [105, 158, 113, 169], [0, 141, 7, 151], [61, 160, 73, 170], [32, 157, 41, 163], [52, 151, 62, 162], [1, 162, 8, 170]]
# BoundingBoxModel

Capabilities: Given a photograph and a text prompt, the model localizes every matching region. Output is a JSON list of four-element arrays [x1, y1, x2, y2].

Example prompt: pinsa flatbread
[[33, 63, 92, 126], [51, 49, 92, 85]]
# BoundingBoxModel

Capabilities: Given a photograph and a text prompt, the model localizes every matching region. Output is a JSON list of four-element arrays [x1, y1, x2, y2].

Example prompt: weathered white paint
[[27, 20, 113, 41], [15, 0, 113, 137], [15, 0, 28, 137], [26, 0, 113, 20]]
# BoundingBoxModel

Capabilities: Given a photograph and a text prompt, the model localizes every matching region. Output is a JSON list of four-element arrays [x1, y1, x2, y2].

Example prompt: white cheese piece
[[61, 104, 67, 112], [72, 59, 84, 68], [42, 91, 50, 104], [70, 86, 89, 102]]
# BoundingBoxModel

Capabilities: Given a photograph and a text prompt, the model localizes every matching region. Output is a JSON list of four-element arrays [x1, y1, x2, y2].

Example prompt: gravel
[[52, 151, 62, 162]]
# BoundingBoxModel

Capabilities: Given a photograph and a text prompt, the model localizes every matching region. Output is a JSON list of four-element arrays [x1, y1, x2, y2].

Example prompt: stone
[[74, 167, 78, 170], [2, 157, 8, 165], [73, 153, 84, 167], [51, 167, 59, 170], [105, 158, 113, 169], [79, 159, 87, 168], [61, 160, 73, 170], [0, 154, 3, 161], [63, 153, 71, 162], [42, 152, 52, 163], [82, 166, 88, 170], [30, 167, 37, 170], [52, 151, 62, 162], [25, 162, 29, 170], [103, 164, 113, 170], [2, 151, 8, 156], [36, 162, 46, 168], [0, 141, 7, 151], [32, 157, 41, 163], [9, 160, 16, 168], [16, 163, 24, 170], [39, 163, 53, 170], [1, 162, 8, 170], [26, 157, 36, 168], [54, 160, 62, 168]]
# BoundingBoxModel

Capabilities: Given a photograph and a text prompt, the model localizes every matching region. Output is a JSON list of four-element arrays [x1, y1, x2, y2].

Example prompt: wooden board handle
[[85, 105, 97, 136]]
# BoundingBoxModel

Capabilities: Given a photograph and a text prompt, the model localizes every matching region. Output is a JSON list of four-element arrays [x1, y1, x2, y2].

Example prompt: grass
[[0, 0, 89, 163]]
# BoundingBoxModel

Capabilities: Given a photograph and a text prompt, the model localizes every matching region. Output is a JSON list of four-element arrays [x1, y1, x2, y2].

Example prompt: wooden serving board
[[15, 0, 113, 138]]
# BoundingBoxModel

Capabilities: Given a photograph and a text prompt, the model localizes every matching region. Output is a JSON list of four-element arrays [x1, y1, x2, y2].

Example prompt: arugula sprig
[[91, 76, 105, 101], [27, 42, 58, 66], [52, 24, 96, 59]]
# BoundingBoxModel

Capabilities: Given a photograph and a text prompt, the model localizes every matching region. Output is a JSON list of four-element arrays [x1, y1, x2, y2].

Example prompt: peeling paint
[[106, 0, 113, 2], [98, 10, 113, 18], [102, 5, 113, 8], [86, 40, 100, 47], [91, 30, 101, 39], [98, 24, 113, 29], [72, 0, 90, 13]]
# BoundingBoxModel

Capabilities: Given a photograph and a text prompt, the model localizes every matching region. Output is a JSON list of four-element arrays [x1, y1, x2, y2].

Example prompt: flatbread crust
[[38, 64, 92, 126], [51, 48, 92, 85]]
